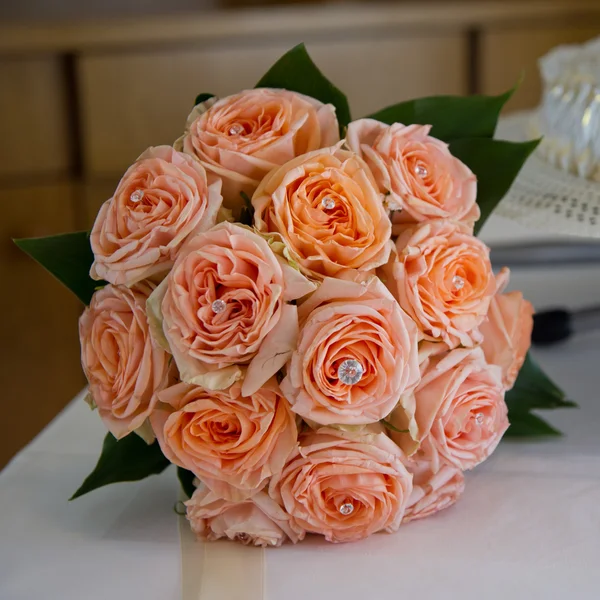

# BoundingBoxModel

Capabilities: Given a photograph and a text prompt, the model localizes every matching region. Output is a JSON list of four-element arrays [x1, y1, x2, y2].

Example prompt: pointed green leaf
[[504, 412, 562, 437], [194, 93, 215, 106], [366, 87, 515, 141], [177, 467, 196, 499], [70, 432, 171, 500], [506, 353, 576, 414], [256, 43, 351, 133], [14, 231, 101, 305], [449, 137, 540, 234]]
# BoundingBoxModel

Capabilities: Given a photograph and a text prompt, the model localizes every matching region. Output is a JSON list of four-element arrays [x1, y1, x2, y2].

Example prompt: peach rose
[[151, 378, 297, 501], [252, 146, 392, 281], [401, 438, 465, 523], [90, 145, 222, 286], [480, 268, 534, 390], [270, 427, 412, 543], [280, 276, 420, 425], [79, 282, 171, 440], [147, 222, 315, 394], [176, 89, 339, 208], [390, 219, 495, 348], [389, 347, 508, 471], [186, 485, 305, 547], [346, 119, 478, 227]]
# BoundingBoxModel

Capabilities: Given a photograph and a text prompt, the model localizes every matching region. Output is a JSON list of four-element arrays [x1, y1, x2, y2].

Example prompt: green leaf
[[255, 43, 351, 133], [449, 137, 540, 234], [366, 87, 515, 141], [504, 412, 562, 437], [14, 231, 101, 305], [70, 432, 171, 500], [177, 467, 196, 499], [194, 93, 215, 106], [506, 353, 576, 414]]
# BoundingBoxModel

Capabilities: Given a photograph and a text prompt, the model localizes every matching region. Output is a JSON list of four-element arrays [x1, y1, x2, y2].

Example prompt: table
[[2, 216, 600, 600]]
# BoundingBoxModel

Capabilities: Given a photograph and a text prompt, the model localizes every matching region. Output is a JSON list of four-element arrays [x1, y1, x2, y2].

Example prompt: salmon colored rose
[[401, 437, 465, 523], [390, 219, 495, 348], [480, 268, 534, 390], [270, 427, 412, 543], [389, 347, 508, 471], [79, 282, 171, 440], [280, 276, 420, 426], [186, 485, 305, 547], [151, 378, 297, 501], [346, 119, 478, 227], [176, 89, 339, 208], [252, 146, 392, 281], [147, 222, 315, 394], [90, 145, 222, 286]]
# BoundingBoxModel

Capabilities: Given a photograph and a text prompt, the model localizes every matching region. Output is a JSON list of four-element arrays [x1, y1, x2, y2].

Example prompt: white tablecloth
[[2, 216, 600, 600]]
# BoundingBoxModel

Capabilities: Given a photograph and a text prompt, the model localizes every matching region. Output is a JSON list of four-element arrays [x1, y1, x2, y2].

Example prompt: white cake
[[533, 36, 600, 181]]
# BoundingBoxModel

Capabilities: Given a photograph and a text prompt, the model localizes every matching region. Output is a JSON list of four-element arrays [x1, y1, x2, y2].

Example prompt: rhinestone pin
[[339, 503, 354, 516], [211, 299, 226, 314], [321, 197, 336, 210], [452, 275, 465, 291], [337, 359, 364, 385], [228, 123, 244, 136], [475, 412, 484, 426], [414, 165, 428, 178], [130, 189, 144, 203]]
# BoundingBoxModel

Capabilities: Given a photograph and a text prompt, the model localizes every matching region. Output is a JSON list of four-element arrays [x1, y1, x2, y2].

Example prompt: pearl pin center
[[475, 412, 484, 425], [338, 359, 364, 385], [414, 165, 428, 178], [211, 299, 226, 314], [339, 503, 354, 516], [452, 275, 465, 291], [228, 124, 244, 136], [130, 189, 144, 203], [321, 197, 336, 210]]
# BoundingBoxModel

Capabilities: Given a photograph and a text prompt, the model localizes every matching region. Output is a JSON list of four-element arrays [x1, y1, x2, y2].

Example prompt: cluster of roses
[[80, 88, 533, 546]]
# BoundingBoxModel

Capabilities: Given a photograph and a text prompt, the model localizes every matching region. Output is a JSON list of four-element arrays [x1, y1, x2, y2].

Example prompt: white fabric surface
[[2, 215, 600, 600]]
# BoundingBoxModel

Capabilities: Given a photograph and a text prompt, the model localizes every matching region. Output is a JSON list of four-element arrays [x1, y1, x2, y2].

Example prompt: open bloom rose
[[346, 120, 478, 227], [79, 283, 171, 440], [270, 427, 412, 543], [252, 146, 392, 281], [390, 347, 508, 471], [390, 219, 495, 348], [186, 485, 305, 547], [280, 275, 419, 425], [176, 89, 339, 207], [151, 378, 297, 501], [401, 437, 465, 523], [147, 222, 315, 393], [480, 268, 534, 390], [90, 145, 222, 286]]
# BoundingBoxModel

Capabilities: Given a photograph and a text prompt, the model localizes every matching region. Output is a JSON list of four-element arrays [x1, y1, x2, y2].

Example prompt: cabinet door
[[480, 26, 600, 113], [0, 184, 84, 467], [78, 33, 466, 175], [0, 57, 71, 178]]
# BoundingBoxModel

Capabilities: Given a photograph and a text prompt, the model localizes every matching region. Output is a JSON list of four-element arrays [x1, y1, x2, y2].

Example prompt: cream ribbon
[[179, 514, 265, 600]]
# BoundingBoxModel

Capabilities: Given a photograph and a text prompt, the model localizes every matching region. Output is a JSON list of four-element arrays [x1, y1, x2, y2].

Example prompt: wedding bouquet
[[18, 45, 574, 546]]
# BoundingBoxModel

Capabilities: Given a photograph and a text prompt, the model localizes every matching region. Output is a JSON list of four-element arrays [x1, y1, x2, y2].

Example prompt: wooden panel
[[0, 184, 84, 467], [78, 33, 466, 175], [0, 57, 71, 177], [83, 177, 121, 230], [480, 26, 600, 113]]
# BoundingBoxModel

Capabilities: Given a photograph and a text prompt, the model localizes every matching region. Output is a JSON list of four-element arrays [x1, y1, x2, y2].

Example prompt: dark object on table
[[533, 306, 600, 345]]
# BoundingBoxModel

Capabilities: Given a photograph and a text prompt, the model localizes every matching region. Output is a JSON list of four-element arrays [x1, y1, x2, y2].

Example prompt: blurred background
[[1, 0, 599, 468]]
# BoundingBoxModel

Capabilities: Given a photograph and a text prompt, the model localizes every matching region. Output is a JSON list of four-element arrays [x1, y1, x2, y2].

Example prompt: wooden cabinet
[[0, 0, 599, 466], [0, 57, 71, 178], [0, 184, 85, 467], [480, 26, 600, 112], [77, 34, 466, 176]]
